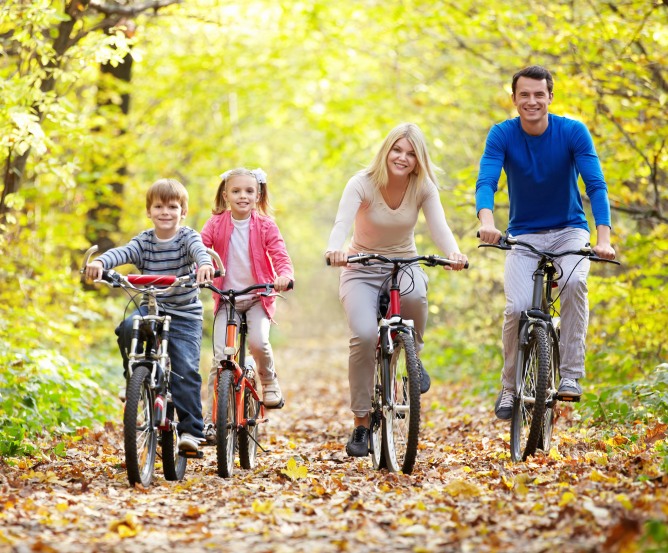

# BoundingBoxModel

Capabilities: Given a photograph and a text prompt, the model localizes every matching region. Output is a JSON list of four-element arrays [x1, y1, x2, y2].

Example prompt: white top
[[223, 216, 254, 296], [326, 172, 460, 257]]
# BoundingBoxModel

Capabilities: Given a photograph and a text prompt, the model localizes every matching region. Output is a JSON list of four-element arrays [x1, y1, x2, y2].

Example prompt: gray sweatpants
[[339, 263, 428, 417], [204, 297, 275, 423], [501, 227, 591, 390]]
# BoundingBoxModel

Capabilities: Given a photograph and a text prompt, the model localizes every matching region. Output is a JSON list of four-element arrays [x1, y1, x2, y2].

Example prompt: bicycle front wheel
[[539, 321, 560, 452], [239, 378, 260, 470], [161, 402, 187, 481], [511, 325, 551, 462], [381, 331, 421, 474], [124, 365, 157, 487], [216, 369, 237, 478], [370, 348, 386, 470]]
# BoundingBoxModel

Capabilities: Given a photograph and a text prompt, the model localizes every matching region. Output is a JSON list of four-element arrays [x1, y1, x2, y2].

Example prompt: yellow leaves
[[252, 500, 274, 514], [109, 513, 141, 538], [606, 435, 630, 447], [184, 505, 207, 519], [585, 451, 609, 466], [558, 491, 576, 507], [280, 457, 308, 480], [548, 447, 563, 461], [590, 469, 618, 484], [616, 494, 633, 510], [443, 479, 481, 498]]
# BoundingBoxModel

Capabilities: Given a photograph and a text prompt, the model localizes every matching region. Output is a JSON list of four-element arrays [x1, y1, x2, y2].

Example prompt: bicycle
[[335, 253, 467, 474], [81, 245, 210, 487], [479, 234, 619, 462], [200, 277, 293, 478]]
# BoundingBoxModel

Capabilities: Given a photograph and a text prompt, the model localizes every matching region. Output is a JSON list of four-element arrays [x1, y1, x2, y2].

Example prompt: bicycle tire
[[370, 349, 386, 470], [124, 365, 157, 487], [539, 321, 560, 452], [161, 402, 187, 481], [511, 325, 551, 462], [382, 331, 421, 474], [216, 369, 237, 478], [238, 378, 260, 470]]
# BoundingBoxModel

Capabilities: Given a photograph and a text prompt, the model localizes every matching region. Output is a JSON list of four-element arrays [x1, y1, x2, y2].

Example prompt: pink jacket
[[201, 210, 294, 319]]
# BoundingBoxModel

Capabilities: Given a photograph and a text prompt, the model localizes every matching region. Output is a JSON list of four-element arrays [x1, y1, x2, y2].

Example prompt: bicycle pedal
[[556, 393, 581, 403], [178, 450, 204, 459]]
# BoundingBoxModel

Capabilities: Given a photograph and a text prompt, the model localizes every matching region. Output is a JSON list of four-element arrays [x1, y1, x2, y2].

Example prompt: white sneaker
[[262, 377, 284, 409], [177, 433, 202, 453]]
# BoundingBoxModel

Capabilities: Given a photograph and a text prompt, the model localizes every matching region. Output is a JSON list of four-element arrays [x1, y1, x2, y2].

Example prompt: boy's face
[[147, 198, 186, 239]]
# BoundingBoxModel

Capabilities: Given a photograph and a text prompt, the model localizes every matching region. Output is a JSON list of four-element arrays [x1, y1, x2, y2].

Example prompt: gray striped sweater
[[96, 226, 212, 320]]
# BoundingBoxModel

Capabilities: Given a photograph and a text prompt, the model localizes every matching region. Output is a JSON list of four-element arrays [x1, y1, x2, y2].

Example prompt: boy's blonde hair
[[146, 178, 189, 212], [212, 168, 272, 216], [365, 123, 441, 193]]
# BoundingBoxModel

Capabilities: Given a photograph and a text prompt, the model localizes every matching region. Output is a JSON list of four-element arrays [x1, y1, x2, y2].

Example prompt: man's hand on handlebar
[[477, 225, 502, 245]]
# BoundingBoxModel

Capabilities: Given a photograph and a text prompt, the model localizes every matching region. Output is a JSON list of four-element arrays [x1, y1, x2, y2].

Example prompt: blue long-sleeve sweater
[[475, 114, 611, 235]]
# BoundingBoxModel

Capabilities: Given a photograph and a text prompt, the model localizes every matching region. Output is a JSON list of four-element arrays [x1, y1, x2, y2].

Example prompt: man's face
[[513, 77, 553, 124]]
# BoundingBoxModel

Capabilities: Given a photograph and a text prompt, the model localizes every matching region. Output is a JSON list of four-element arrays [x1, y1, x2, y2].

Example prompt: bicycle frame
[[213, 299, 267, 431]]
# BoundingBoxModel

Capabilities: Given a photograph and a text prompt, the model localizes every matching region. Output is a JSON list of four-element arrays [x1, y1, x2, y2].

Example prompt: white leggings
[[501, 228, 591, 390], [339, 263, 428, 417], [204, 297, 275, 423]]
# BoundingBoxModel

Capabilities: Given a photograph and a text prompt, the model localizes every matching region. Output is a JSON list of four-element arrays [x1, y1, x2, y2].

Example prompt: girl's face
[[386, 137, 417, 181], [223, 175, 259, 219]]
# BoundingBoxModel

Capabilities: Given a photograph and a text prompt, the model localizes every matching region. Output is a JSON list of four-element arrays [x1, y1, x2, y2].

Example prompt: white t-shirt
[[223, 216, 254, 297]]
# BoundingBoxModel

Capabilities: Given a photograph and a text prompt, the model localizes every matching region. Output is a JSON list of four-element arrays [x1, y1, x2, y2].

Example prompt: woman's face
[[386, 137, 417, 180]]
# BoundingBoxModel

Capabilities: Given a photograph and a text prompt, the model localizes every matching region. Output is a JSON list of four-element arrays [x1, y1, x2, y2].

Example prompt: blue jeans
[[116, 307, 205, 439]]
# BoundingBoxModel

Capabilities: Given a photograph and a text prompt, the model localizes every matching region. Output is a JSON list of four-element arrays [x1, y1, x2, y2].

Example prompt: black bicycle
[[479, 235, 619, 461], [339, 253, 467, 474]]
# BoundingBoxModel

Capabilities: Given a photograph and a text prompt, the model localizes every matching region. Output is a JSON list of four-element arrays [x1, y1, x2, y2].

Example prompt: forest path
[[0, 323, 664, 553]]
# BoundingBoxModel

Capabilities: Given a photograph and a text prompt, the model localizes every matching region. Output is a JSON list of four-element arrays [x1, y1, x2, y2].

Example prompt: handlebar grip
[[287, 280, 294, 290]]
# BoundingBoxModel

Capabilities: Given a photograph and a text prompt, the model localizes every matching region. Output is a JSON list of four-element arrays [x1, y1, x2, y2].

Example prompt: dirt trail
[[1, 324, 665, 552]]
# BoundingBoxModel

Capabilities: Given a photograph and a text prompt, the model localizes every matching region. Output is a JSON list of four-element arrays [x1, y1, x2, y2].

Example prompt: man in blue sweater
[[475, 65, 616, 420]]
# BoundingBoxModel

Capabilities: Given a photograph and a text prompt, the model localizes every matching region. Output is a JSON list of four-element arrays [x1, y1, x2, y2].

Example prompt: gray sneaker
[[494, 387, 515, 420], [558, 378, 582, 401]]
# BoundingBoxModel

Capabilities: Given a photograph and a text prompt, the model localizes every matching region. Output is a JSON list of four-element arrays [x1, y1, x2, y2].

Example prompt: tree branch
[[89, 0, 182, 17]]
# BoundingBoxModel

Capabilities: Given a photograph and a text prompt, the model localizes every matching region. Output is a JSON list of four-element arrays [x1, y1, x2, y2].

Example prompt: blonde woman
[[326, 123, 468, 457]]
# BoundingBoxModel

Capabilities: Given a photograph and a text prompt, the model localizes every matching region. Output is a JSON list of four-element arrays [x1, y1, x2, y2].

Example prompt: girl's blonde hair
[[365, 123, 441, 192], [146, 178, 189, 212], [212, 168, 272, 216]]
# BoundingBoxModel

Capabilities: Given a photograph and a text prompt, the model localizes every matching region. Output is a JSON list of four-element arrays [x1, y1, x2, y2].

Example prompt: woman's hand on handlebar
[[85, 260, 104, 282], [444, 252, 468, 271], [326, 250, 349, 267], [196, 263, 216, 284], [273, 275, 292, 292]]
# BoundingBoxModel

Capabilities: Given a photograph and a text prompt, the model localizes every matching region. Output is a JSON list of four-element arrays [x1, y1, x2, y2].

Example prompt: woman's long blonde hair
[[211, 168, 272, 216], [365, 123, 441, 192]]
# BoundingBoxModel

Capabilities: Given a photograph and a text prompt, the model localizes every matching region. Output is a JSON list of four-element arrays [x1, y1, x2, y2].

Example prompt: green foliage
[[0, 0, 666, 455]]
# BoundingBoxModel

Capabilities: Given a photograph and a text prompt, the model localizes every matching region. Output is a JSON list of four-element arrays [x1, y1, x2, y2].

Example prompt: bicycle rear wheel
[[161, 403, 187, 481], [124, 364, 157, 487], [511, 325, 551, 462], [239, 378, 260, 470], [381, 331, 421, 474], [370, 349, 386, 470], [216, 369, 237, 478]]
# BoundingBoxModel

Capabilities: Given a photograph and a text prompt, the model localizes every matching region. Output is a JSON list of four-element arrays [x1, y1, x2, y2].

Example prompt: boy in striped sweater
[[85, 178, 214, 453]]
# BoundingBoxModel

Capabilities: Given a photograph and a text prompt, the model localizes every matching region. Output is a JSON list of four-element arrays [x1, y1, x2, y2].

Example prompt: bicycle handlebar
[[327, 253, 469, 269], [476, 233, 620, 265], [202, 280, 294, 298], [80, 245, 226, 293]]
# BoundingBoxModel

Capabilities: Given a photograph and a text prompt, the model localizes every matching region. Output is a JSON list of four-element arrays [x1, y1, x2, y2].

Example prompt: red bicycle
[[201, 257, 292, 478]]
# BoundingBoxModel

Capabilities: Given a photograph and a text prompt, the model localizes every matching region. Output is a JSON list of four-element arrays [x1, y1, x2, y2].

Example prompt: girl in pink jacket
[[201, 168, 294, 442]]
